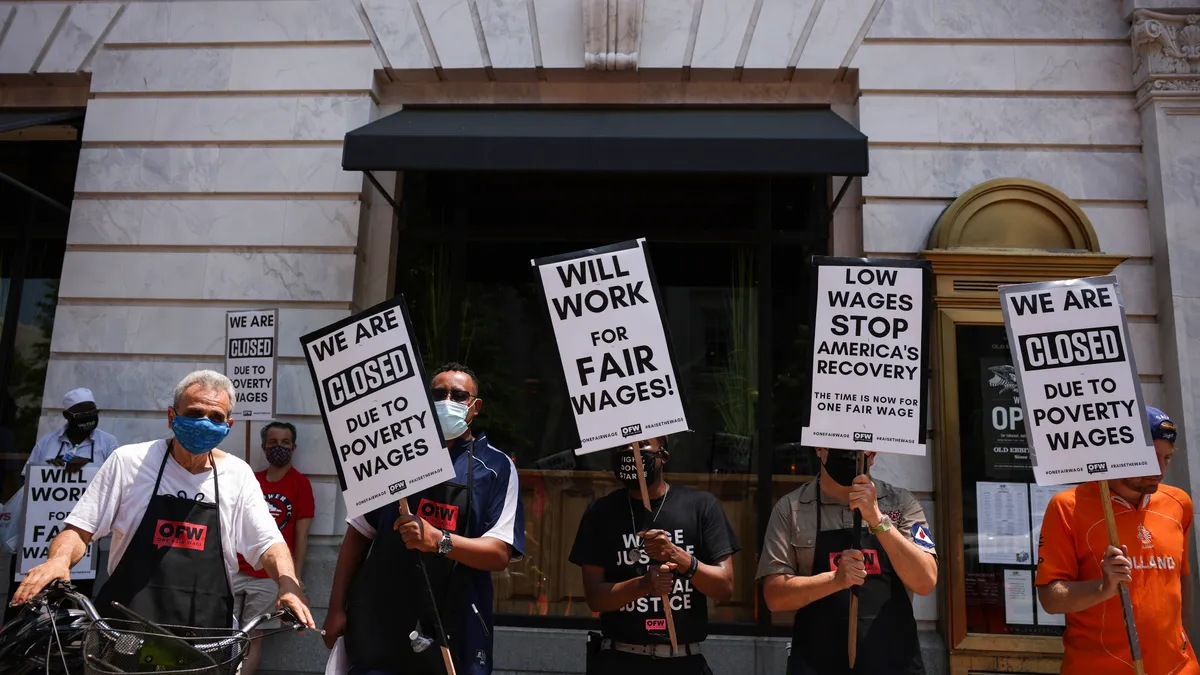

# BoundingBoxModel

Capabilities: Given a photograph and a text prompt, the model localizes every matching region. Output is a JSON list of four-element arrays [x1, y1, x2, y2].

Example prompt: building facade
[[0, 1, 1197, 673]]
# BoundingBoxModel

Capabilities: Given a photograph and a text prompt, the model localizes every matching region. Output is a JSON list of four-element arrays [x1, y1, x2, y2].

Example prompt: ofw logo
[[418, 499, 459, 531], [621, 424, 642, 438], [645, 619, 667, 631], [153, 520, 208, 551], [1087, 462, 1109, 474], [830, 549, 882, 575], [853, 432, 873, 443], [389, 480, 407, 495]]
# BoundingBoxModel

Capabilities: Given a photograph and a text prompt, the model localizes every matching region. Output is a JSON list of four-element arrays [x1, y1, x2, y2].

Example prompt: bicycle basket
[[83, 619, 248, 675]]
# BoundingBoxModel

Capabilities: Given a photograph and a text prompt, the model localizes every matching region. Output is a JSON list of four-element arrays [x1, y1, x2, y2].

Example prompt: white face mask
[[435, 400, 471, 440]]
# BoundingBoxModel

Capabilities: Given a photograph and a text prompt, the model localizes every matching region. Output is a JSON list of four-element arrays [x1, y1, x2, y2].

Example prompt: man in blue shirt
[[323, 363, 525, 675]]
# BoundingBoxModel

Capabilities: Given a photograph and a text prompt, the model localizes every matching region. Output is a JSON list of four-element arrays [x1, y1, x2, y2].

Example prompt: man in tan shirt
[[757, 448, 938, 674]]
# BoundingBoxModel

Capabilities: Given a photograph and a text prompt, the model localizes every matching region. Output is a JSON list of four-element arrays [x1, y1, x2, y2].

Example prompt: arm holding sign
[[758, 498, 866, 611], [851, 477, 938, 596]]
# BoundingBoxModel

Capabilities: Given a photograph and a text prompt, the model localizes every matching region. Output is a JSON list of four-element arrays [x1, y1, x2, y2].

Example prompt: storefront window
[[957, 324, 1066, 637], [398, 171, 827, 630]]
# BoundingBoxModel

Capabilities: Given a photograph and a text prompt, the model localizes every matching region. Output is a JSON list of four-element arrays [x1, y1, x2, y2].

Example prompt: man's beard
[[1121, 477, 1161, 495]]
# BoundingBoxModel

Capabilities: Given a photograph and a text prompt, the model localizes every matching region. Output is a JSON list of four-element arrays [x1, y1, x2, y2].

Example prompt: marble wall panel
[[743, 0, 816, 69], [361, 0, 434, 69], [50, 305, 350, 358], [103, 0, 366, 44], [1158, 113, 1200, 297], [639, 0, 697, 69], [794, 0, 874, 69], [227, 45, 379, 91], [477, 0, 535, 69], [38, 3, 119, 73], [1114, 260, 1158, 317], [870, 0, 1127, 39], [75, 147, 361, 194], [856, 44, 1132, 93], [43, 359, 321, 417], [68, 199, 359, 248], [58, 250, 355, 302], [1084, 204, 1153, 258], [1131, 321, 1164, 376], [90, 48, 234, 92], [690, 0, 756, 69], [416, 0, 484, 68], [860, 95, 1140, 146], [863, 148, 1146, 201], [531, 0, 583, 68], [0, 3, 68, 73]]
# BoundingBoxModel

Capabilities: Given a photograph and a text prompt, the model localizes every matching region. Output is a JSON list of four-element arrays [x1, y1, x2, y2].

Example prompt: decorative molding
[[1131, 9, 1200, 107], [582, 0, 643, 71], [927, 178, 1102, 253]]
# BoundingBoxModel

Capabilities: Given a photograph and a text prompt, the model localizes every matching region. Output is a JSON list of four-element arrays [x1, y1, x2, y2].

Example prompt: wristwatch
[[437, 530, 454, 556], [869, 514, 894, 535]]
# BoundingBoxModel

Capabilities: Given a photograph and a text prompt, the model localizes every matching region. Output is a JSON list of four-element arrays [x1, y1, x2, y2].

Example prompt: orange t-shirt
[[1036, 482, 1199, 675]]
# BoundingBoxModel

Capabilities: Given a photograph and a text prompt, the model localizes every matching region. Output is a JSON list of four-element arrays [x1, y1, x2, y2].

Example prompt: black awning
[[342, 108, 868, 175], [0, 110, 84, 134]]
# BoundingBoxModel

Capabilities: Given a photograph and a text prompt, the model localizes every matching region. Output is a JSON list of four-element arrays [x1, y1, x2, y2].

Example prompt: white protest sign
[[226, 309, 278, 419], [19, 465, 98, 579], [533, 239, 689, 455], [301, 296, 453, 519], [800, 257, 932, 455], [999, 276, 1156, 486]]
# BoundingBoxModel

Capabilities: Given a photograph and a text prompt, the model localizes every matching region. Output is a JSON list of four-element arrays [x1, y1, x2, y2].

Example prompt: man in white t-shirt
[[10, 370, 316, 631]]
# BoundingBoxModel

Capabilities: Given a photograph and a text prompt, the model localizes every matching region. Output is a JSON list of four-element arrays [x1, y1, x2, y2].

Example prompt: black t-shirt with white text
[[569, 485, 739, 645]]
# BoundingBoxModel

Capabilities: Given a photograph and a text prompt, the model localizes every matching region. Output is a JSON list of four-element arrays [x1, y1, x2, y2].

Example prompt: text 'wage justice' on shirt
[[65, 439, 285, 584], [569, 485, 740, 645]]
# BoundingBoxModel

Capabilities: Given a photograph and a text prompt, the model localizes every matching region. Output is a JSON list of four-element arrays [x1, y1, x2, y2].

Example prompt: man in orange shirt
[[1037, 407, 1198, 675]]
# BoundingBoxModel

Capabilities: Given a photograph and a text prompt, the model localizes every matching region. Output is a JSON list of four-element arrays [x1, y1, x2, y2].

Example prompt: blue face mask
[[171, 413, 231, 455], [435, 400, 471, 440]]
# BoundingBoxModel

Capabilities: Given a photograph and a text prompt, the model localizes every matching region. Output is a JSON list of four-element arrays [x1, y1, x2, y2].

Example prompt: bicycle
[[0, 579, 310, 674]]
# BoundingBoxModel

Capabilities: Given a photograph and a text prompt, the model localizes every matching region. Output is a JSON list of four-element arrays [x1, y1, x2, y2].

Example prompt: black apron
[[94, 442, 233, 628], [789, 479, 923, 675], [346, 444, 475, 674]]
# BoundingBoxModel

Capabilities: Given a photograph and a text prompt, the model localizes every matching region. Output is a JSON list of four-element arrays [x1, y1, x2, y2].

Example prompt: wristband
[[680, 554, 699, 581]]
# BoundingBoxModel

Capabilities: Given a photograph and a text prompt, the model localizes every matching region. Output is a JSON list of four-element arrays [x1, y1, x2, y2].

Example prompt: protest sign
[[226, 308, 278, 419], [18, 465, 98, 579], [533, 239, 689, 455], [800, 257, 932, 455], [301, 296, 453, 520], [1000, 276, 1156, 486]]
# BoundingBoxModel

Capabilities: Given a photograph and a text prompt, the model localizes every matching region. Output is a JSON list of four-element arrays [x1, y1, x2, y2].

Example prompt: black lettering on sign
[[321, 345, 415, 412], [228, 337, 274, 358]]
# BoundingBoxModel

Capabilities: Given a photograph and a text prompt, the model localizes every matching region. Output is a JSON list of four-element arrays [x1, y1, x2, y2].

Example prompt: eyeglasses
[[431, 387, 475, 404]]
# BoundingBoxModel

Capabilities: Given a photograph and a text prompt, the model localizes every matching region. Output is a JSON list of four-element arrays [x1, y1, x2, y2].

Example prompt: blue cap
[[1147, 406, 1177, 442]]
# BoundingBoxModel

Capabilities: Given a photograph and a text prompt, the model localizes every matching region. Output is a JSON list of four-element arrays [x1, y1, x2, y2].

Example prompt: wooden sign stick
[[1098, 480, 1146, 675], [632, 448, 679, 655], [848, 452, 865, 668], [397, 499, 458, 675]]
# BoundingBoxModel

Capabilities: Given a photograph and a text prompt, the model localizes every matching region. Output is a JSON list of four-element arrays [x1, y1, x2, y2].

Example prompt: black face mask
[[612, 448, 662, 491], [67, 411, 99, 434], [823, 449, 861, 487]]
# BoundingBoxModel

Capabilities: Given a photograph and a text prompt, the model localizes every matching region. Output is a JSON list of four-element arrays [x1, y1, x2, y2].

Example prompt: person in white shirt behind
[[9, 370, 316, 631], [23, 387, 119, 476]]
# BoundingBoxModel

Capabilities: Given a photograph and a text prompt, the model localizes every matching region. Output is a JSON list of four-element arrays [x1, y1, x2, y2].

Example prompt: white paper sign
[[19, 465, 98, 579], [801, 258, 931, 455], [999, 277, 1157, 486], [533, 240, 689, 455], [1004, 569, 1035, 625], [301, 297, 453, 519], [977, 482, 1032, 565], [226, 308, 278, 419], [1031, 483, 1071, 562]]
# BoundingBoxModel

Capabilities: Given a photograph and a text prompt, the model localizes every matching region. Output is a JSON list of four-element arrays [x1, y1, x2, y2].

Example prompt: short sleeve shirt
[[568, 485, 739, 645], [238, 467, 315, 578], [22, 426, 121, 476], [756, 478, 936, 582], [1035, 483, 1200, 675]]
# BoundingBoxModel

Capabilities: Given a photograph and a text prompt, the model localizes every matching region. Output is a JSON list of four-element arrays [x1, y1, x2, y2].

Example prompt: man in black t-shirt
[[569, 436, 739, 675]]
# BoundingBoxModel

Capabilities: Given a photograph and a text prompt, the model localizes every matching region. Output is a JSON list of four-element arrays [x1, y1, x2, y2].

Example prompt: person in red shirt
[[1037, 407, 1198, 675], [232, 421, 315, 675]]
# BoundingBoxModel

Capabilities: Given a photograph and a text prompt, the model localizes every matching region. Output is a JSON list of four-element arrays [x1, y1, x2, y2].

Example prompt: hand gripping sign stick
[[848, 452, 865, 669], [1097, 480, 1146, 675], [632, 447, 679, 655], [396, 498, 458, 675]]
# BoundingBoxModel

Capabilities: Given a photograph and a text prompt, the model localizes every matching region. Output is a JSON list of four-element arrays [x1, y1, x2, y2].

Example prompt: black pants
[[589, 649, 713, 675]]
